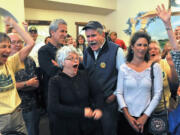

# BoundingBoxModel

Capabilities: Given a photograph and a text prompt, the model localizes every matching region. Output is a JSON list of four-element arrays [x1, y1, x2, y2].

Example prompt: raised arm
[[4, 17, 35, 62], [156, 4, 179, 50]]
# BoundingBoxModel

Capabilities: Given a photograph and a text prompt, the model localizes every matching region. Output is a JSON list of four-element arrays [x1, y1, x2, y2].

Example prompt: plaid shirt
[[171, 51, 180, 84]]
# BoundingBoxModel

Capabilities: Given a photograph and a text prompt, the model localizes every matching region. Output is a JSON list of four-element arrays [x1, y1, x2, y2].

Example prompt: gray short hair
[[49, 19, 67, 36], [96, 28, 103, 35], [8, 33, 23, 41], [56, 45, 79, 68]]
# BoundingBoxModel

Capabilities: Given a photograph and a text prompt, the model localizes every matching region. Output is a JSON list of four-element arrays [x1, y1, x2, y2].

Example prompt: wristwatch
[[24, 81, 27, 87]]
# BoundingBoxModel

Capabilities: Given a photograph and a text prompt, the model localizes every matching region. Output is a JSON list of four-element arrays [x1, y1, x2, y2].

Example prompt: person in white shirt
[[116, 31, 163, 135]]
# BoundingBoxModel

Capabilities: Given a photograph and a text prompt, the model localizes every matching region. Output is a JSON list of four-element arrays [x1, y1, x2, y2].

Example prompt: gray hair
[[49, 19, 67, 36], [8, 33, 23, 41], [56, 45, 79, 68], [96, 28, 103, 35]]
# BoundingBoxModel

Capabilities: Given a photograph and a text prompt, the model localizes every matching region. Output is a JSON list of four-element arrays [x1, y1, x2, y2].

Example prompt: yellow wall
[[25, 8, 106, 38], [48, 0, 116, 10], [0, 0, 25, 32], [106, 0, 169, 46], [1, 0, 169, 46]]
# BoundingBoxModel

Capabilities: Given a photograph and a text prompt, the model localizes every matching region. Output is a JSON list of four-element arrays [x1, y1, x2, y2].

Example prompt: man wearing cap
[[29, 26, 38, 41], [27, 26, 42, 67], [83, 21, 125, 135]]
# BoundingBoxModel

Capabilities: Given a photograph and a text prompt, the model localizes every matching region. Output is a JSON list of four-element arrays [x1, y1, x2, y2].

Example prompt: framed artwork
[[124, 0, 180, 48], [75, 22, 87, 38]]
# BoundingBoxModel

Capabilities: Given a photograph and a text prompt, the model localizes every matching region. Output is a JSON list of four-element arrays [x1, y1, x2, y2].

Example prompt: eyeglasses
[[65, 57, 79, 62], [11, 40, 24, 45]]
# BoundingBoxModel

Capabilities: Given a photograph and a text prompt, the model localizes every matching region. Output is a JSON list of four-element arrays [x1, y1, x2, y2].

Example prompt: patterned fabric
[[15, 57, 37, 113], [0, 53, 24, 114], [170, 51, 180, 84]]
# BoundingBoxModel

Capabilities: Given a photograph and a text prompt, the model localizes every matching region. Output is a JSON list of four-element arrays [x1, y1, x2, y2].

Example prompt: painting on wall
[[75, 22, 87, 38], [124, 0, 180, 48]]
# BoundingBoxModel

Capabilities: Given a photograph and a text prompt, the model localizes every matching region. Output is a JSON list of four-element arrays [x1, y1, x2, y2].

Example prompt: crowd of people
[[1, 3, 180, 135]]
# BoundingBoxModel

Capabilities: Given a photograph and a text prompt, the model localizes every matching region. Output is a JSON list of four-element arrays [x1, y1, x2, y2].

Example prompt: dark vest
[[83, 40, 119, 99]]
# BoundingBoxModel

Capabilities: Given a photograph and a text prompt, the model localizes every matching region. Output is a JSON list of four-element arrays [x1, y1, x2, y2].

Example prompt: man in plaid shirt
[[171, 51, 180, 84], [156, 4, 180, 95]]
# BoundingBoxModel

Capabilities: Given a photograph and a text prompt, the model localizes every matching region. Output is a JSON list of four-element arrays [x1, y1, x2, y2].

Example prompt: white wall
[[48, 0, 116, 10]]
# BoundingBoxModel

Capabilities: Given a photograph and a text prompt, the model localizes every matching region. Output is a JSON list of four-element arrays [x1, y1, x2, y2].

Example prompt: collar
[[95, 38, 106, 53]]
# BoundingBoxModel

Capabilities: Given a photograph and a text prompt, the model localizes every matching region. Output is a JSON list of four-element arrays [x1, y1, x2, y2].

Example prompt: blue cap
[[83, 21, 103, 30]]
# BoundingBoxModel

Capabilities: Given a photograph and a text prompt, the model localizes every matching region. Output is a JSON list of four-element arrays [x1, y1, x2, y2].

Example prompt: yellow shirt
[[155, 59, 171, 112], [0, 53, 24, 114]]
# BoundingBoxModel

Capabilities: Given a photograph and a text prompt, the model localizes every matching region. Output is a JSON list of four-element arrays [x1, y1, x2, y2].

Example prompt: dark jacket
[[48, 70, 103, 135], [83, 40, 119, 100], [38, 42, 61, 107]]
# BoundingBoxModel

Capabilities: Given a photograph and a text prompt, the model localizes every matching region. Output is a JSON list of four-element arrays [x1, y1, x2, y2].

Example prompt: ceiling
[[24, 0, 115, 15]]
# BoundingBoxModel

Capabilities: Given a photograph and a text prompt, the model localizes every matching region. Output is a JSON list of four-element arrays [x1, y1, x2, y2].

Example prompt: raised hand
[[22, 21, 28, 32], [4, 16, 15, 26], [156, 4, 179, 50], [156, 4, 171, 24]]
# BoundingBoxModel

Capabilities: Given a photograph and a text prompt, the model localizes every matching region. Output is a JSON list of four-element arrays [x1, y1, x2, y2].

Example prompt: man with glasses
[[29, 26, 38, 42], [8, 33, 40, 135], [9, 33, 24, 55]]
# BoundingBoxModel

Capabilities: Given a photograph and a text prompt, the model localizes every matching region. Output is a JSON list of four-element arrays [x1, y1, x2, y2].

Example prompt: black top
[[48, 70, 103, 135], [38, 42, 62, 106], [15, 57, 37, 113], [83, 40, 119, 99]]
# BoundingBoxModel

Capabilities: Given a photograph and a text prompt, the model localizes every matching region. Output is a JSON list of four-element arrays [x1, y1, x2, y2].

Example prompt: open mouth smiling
[[151, 54, 156, 57], [73, 64, 78, 68], [2, 54, 9, 58]]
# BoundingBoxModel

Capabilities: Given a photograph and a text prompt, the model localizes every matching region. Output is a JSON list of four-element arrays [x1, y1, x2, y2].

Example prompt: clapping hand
[[92, 109, 102, 120], [84, 107, 93, 118], [22, 21, 28, 32], [4, 16, 15, 26], [84, 107, 103, 120]]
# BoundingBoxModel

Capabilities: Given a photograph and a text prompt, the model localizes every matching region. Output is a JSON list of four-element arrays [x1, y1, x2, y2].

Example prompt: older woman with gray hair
[[47, 45, 103, 135]]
